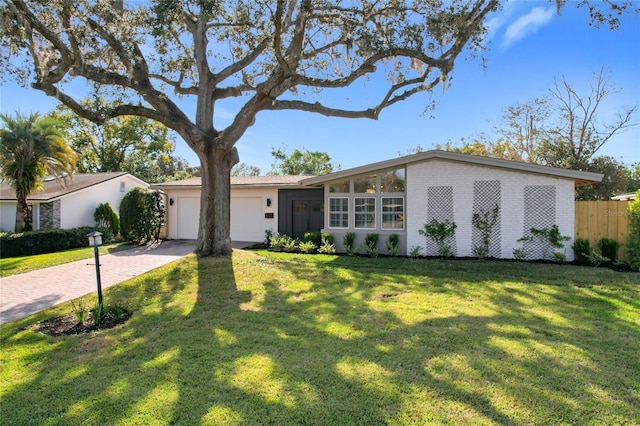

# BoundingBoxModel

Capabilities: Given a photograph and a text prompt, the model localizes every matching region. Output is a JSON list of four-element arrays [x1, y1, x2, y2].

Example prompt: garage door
[[177, 197, 200, 239], [231, 197, 263, 242]]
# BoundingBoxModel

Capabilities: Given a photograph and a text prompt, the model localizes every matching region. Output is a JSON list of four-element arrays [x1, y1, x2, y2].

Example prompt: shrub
[[283, 237, 298, 253], [343, 232, 356, 255], [409, 246, 422, 258], [94, 202, 120, 237], [318, 240, 336, 254], [321, 233, 334, 246], [119, 188, 165, 243], [572, 238, 590, 263], [0, 226, 105, 257], [585, 248, 609, 267], [626, 192, 640, 270], [303, 231, 322, 247], [598, 238, 621, 262], [363, 233, 379, 257], [269, 234, 282, 249], [518, 225, 570, 260], [512, 247, 527, 261], [386, 234, 400, 256], [299, 240, 317, 254], [419, 219, 457, 257]]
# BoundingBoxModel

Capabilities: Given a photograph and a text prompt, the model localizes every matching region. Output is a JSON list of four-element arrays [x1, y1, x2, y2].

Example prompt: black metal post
[[93, 245, 103, 308]]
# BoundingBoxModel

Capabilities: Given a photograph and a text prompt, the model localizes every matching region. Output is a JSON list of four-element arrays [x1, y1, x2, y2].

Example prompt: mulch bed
[[33, 309, 132, 337]]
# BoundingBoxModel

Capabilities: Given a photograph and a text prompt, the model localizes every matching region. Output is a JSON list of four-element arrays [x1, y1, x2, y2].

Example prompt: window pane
[[354, 197, 376, 228], [329, 198, 348, 228], [382, 197, 404, 229], [380, 168, 405, 193], [329, 181, 350, 193], [354, 175, 377, 193]]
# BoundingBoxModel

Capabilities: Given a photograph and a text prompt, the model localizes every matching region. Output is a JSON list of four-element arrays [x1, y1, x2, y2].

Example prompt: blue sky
[[1, 1, 639, 173]]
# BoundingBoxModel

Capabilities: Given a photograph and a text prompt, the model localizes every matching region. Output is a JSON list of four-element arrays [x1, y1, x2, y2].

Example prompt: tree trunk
[[196, 146, 239, 257], [14, 197, 27, 232]]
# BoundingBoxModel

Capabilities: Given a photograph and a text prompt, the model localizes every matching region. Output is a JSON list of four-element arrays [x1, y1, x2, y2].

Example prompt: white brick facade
[[406, 159, 576, 260]]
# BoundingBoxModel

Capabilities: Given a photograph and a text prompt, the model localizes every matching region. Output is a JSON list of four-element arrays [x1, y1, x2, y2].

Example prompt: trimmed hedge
[[0, 227, 113, 258]]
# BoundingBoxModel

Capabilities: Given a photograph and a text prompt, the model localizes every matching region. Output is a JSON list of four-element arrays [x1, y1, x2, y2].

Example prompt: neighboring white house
[[0, 172, 149, 232], [151, 175, 320, 243], [153, 150, 603, 260]]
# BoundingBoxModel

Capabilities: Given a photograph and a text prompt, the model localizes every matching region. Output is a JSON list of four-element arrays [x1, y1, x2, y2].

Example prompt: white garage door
[[231, 197, 264, 242], [177, 197, 200, 239]]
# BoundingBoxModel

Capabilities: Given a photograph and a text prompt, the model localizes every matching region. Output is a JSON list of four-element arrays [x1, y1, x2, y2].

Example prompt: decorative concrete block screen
[[472, 181, 502, 258], [426, 186, 456, 256], [523, 185, 556, 259]]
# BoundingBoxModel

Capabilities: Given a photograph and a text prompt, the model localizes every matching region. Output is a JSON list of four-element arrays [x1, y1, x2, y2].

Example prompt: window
[[354, 175, 377, 193], [329, 181, 350, 193], [382, 197, 404, 229], [354, 197, 376, 229], [329, 198, 348, 228], [380, 168, 405, 193]]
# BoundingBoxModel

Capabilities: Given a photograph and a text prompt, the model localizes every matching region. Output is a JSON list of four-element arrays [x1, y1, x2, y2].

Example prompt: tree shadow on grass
[[1, 250, 639, 424]]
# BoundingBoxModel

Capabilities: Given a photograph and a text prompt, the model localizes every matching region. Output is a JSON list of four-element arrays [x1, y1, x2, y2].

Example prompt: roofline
[[0, 172, 148, 202], [300, 150, 603, 187], [151, 182, 309, 190]]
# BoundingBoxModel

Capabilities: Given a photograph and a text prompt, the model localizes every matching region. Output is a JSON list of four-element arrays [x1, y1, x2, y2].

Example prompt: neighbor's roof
[[0, 172, 149, 202], [301, 150, 603, 188], [151, 175, 315, 190], [611, 192, 637, 201]]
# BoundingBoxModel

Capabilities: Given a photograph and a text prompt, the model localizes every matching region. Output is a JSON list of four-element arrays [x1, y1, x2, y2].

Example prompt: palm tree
[[0, 112, 77, 232]]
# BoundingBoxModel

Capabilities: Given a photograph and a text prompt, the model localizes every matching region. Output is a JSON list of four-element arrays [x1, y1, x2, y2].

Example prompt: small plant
[[318, 240, 336, 254], [585, 248, 609, 267], [363, 233, 379, 257], [303, 231, 322, 247], [518, 225, 570, 260], [386, 234, 400, 256], [599, 238, 621, 262], [419, 219, 457, 257], [572, 238, 590, 263], [344, 232, 357, 255], [111, 304, 126, 321], [552, 251, 567, 263], [472, 205, 499, 258], [264, 229, 274, 246], [321, 233, 335, 246], [299, 240, 317, 254], [473, 246, 489, 259], [513, 247, 527, 261], [283, 237, 298, 253], [92, 303, 107, 326], [71, 299, 88, 324], [409, 245, 422, 259], [269, 234, 285, 250]]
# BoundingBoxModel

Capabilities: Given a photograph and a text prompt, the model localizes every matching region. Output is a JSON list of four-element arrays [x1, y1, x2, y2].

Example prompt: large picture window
[[329, 197, 349, 228], [382, 197, 404, 229], [354, 197, 376, 229], [380, 169, 405, 193], [354, 175, 377, 193]]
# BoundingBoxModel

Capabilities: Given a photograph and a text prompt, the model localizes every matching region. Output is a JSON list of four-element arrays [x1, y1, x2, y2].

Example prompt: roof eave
[[300, 151, 604, 186]]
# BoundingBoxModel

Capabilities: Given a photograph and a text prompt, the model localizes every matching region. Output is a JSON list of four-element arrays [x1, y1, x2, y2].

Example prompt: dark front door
[[292, 200, 324, 239], [279, 188, 324, 238]]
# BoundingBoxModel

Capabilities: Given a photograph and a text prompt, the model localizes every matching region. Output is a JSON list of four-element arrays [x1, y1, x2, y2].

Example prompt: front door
[[292, 200, 324, 239]]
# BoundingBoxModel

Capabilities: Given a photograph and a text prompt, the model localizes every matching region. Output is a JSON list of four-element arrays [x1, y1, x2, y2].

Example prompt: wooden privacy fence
[[575, 200, 629, 260]]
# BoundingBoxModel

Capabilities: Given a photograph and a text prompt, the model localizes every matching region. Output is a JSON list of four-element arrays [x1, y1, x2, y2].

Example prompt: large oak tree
[[1, 0, 633, 256]]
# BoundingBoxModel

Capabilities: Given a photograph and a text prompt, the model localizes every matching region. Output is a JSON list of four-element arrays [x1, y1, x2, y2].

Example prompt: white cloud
[[502, 7, 554, 49]]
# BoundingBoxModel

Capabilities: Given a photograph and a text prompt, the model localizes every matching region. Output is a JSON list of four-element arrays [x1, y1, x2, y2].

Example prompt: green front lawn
[[1, 251, 639, 425], [0, 243, 132, 277]]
